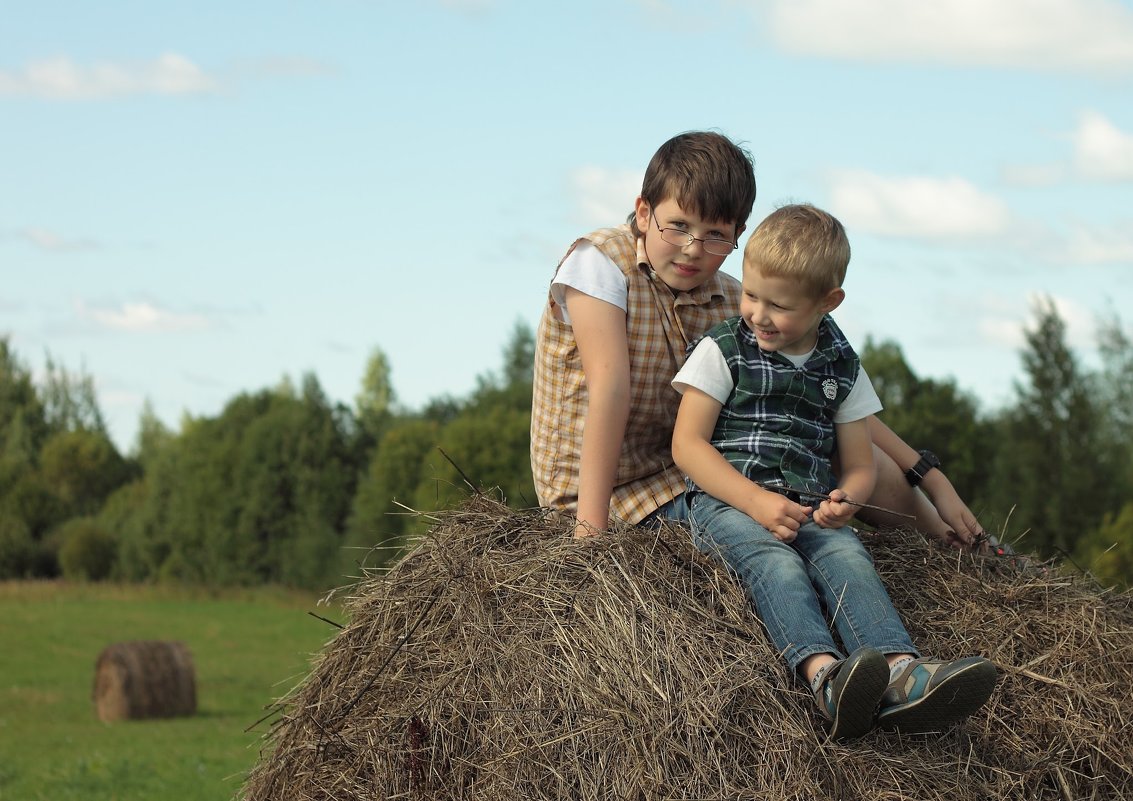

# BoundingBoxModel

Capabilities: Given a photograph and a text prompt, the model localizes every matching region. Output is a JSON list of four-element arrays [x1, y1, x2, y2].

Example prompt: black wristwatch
[[904, 450, 942, 487]]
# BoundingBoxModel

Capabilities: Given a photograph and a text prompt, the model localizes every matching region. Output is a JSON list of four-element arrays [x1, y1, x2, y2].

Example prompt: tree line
[[2, 300, 1131, 591]]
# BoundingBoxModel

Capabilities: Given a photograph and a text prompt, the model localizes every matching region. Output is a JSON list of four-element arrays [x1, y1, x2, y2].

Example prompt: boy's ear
[[820, 287, 845, 314], [634, 197, 651, 231]]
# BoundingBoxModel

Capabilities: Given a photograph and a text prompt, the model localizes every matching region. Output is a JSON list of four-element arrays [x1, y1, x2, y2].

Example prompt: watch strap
[[904, 450, 941, 487]]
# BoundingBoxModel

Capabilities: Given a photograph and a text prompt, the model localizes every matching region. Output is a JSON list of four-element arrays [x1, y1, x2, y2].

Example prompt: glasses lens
[[659, 228, 688, 248], [703, 239, 735, 256]]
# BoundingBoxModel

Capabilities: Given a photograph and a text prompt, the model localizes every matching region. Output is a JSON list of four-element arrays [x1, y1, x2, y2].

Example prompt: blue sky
[[3, 0, 1132, 452]]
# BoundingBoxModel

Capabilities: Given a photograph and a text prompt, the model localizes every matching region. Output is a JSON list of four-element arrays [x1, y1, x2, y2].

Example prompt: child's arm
[[865, 415, 982, 545], [814, 418, 876, 529], [673, 387, 812, 542], [565, 287, 631, 538]]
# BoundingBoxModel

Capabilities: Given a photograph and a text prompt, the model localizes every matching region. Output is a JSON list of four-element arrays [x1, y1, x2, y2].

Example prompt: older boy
[[531, 130, 986, 548], [531, 131, 754, 538], [671, 204, 996, 739]]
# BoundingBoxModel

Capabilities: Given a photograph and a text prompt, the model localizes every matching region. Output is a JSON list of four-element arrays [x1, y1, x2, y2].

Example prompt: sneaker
[[815, 647, 890, 740], [877, 656, 997, 733]]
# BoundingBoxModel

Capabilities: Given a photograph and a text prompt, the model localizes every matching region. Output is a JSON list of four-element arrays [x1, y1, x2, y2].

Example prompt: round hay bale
[[242, 496, 1133, 801], [93, 640, 197, 722]]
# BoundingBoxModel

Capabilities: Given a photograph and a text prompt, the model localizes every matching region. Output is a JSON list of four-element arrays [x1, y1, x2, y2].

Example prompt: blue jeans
[[643, 491, 693, 526], [689, 492, 917, 674]]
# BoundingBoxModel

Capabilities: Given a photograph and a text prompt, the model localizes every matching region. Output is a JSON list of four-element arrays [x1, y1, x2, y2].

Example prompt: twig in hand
[[754, 480, 916, 520]]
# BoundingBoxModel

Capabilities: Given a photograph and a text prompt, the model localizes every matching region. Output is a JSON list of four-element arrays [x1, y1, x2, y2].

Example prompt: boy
[[671, 204, 997, 739], [531, 131, 755, 538], [530, 130, 986, 548]]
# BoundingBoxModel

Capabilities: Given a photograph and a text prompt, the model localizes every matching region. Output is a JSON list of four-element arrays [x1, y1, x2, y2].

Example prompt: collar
[[737, 315, 847, 368]]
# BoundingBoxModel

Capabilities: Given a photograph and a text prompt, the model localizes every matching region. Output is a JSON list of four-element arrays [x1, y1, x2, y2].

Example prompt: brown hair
[[629, 131, 756, 237], [744, 204, 851, 297]]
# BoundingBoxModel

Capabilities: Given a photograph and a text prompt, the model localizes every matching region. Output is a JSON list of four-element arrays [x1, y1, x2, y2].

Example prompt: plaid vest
[[531, 225, 742, 523], [692, 315, 859, 496]]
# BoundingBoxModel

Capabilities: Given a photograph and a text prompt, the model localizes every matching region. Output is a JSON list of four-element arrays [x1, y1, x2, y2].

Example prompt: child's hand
[[814, 489, 856, 529], [749, 492, 812, 542]]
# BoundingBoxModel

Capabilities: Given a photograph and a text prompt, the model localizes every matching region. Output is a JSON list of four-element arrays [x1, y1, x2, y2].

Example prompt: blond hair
[[743, 204, 850, 297]]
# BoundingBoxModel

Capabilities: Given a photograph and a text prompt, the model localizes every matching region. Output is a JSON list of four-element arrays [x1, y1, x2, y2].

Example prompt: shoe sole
[[877, 659, 997, 733], [828, 650, 889, 740]]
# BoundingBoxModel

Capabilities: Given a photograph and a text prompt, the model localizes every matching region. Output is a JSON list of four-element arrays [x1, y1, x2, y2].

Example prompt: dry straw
[[242, 496, 1133, 800], [93, 640, 197, 722]]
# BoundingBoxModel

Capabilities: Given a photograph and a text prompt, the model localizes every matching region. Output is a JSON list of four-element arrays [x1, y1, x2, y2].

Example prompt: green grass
[[0, 580, 342, 801]]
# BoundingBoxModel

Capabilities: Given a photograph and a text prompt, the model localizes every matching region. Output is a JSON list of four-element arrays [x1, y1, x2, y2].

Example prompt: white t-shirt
[[673, 335, 883, 424], [551, 242, 628, 324]]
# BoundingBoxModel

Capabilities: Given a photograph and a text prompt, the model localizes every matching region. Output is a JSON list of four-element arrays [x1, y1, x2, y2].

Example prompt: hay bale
[[93, 640, 197, 722], [242, 497, 1133, 801]]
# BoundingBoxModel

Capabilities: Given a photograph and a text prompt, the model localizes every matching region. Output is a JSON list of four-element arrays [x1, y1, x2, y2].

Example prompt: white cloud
[[827, 169, 1011, 240], [976, 292, 1095, 353], [1002, 110, 1133, 187], [19, 227, 99, 252], [569, 166, 642, 226], [1029, 293, 1097, 351], [0, 53, 215, 99], [760, 0, 1133, 74], [1072, 111, 1133, 181], [1063, 221, 1133, 264], [77, 300, 211, 333], [1000, 163, 1067, 188]]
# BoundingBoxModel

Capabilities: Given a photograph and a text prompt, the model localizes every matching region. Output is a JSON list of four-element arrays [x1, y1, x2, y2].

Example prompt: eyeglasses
[[652, 211, 737, 256]]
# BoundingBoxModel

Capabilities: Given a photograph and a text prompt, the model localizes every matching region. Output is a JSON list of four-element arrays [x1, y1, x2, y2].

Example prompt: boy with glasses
[[531, 131, 987, 549], [671, 204, 996, 738]]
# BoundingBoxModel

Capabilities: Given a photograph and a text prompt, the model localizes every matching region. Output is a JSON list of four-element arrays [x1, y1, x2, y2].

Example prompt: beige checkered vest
[[531, 224, 742, 524]]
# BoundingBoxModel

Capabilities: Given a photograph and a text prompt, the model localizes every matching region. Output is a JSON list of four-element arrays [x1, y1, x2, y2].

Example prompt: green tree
[[57, 516, 117, 581], [344, 419, 440, 572], [986, 297, 1119, 555], [133, 399, 174, 468], [413, 405, 535, 515], [355, 347, 397, 451], [0, 338, 49, 513], [41, 355, 107, 434], [1095, 314, 1133, 491], [38, 429, 132, 517], [97, 479, 150, 581], [1073, 501, 1133, 591], [409, 320, 536, 520], [0, 516, 36, 579], [859, 338, 991, 509]]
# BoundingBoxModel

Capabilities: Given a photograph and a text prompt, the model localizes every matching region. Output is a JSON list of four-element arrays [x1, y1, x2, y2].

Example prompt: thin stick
[[437, 446, 478, 492], [753, 481, 916, 520]]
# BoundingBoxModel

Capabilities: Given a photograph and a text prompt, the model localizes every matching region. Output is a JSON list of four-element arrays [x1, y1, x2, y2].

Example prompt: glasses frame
[[651, 210, 737, 257]]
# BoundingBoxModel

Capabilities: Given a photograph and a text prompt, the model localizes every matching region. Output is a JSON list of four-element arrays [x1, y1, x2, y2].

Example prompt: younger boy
[[671, 204, 996, 739]]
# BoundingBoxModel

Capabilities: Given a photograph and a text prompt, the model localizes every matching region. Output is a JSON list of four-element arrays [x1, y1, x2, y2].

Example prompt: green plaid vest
[[691, 315, 860, 496]]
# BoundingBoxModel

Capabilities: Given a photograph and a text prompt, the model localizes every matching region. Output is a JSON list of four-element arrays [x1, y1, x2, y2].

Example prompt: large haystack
[[242, 496, 1133, 800]]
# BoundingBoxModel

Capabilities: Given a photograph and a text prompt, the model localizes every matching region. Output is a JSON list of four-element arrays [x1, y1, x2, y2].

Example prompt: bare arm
[[814, 418, 875, 529], [565, 287, 631, 538], [865, 415, 983, 547], [672, 387, 811, 542]]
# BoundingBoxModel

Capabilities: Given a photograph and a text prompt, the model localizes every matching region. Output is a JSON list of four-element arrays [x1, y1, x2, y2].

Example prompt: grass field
[[0, 580, 342, 801]]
